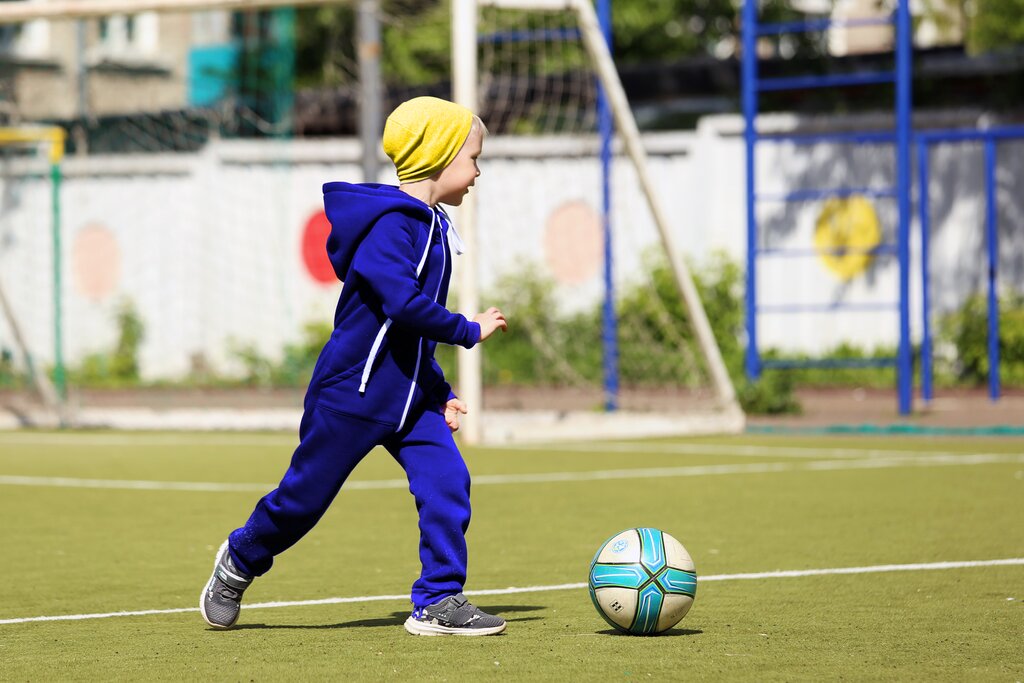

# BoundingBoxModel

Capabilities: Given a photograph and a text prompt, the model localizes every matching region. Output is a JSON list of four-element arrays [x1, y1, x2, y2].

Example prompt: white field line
[[514, 440, 1020, 460], [2, 452, 1023, 493], [0, 475, 277, 492], [2, 558, 1021, 626], [0, 433, 298, 448]]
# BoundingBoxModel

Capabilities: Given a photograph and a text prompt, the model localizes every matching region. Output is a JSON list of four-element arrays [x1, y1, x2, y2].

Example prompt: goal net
[[454, 0, 743, 443], [0, 0, 742, 440]]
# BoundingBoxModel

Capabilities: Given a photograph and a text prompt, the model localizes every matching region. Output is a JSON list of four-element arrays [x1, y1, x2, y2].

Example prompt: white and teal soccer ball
[[588, 527, 697, 635]]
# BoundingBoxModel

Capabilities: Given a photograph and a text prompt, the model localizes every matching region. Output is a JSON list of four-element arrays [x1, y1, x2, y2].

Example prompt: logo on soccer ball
[[611, 539, 629, 553]]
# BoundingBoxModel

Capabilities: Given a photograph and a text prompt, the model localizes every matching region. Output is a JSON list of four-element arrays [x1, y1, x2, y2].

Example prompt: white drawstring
[[358, 320, 392, 394], [438, 207, 465, 255]]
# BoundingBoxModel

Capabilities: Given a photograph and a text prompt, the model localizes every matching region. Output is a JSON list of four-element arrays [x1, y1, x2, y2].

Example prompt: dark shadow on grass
[[595, 627, 703, 637], [228, 604, 546, 630]]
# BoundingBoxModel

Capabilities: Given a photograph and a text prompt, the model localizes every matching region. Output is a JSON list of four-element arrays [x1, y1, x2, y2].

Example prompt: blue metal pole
[[597, 0, 618, 411], [984, 138, 1000, 401], [917, 140, 933, 403], [918, 125, 1024, 142], [894, 0, 913, 415], [742, 0, 760, 381]]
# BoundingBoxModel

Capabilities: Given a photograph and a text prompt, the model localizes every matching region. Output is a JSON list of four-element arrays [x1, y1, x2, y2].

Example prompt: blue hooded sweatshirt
[[309, 183, 480, 431]]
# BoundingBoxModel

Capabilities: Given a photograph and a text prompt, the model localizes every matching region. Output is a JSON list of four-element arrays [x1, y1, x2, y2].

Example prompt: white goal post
[[453, 0, 740, 443], [0, 0, 743, 441]]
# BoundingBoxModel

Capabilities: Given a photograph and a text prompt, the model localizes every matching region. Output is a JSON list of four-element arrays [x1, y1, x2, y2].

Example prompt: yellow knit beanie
[[382, 96, 474, 183]]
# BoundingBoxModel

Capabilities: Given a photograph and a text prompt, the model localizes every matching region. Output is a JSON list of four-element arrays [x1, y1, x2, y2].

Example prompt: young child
[[200, 96, 508, 636]]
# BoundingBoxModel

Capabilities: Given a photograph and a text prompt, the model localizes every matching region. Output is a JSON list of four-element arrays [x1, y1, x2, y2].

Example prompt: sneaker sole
[[403, 616, 506, 636], [199, 540, 238, 630]]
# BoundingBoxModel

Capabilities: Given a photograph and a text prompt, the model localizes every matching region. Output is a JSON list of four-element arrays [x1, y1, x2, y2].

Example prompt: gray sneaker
[[404, 593, 507, 636], [200, 540, 253, 629]]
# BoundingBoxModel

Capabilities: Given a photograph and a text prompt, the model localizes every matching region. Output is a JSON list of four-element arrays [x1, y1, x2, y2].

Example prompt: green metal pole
[[50, 160, 65, 401], [271, 7, 295, 134]]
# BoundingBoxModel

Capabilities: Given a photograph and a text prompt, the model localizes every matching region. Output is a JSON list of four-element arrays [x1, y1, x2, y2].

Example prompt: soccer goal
[[0, 0, 741, 440], [451, 0, 744, 444]]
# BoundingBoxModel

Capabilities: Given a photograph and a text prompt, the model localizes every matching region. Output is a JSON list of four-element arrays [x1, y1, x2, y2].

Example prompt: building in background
[[0, 6, 293, 152], [789, 0, 966, 57]]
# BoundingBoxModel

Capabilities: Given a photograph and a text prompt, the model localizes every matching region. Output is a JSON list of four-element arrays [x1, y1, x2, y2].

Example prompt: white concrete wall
[[0, 116, 1020, 379]]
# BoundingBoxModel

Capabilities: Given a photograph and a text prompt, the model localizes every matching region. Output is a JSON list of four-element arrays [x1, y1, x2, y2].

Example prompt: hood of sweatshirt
[[321, 182, 435, 281]]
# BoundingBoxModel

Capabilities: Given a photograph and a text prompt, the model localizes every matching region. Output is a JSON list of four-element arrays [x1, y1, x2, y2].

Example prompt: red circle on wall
[[302, 210, 336, 285]]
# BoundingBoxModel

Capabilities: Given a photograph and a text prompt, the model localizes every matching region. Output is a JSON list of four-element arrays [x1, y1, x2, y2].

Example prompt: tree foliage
[[292, 0, 1024, 91], [969, 0, 1024, 53], [611, 0, 736, 62], [292, 0, 825, 89], [295, 0, 452, 88], [294, 5, 358, 87]]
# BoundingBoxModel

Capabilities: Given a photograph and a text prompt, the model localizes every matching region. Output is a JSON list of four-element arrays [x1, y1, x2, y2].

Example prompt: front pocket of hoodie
[[316, 359, 367, 390], [315, 366, 400, 428], [314, 399, 396, 427]]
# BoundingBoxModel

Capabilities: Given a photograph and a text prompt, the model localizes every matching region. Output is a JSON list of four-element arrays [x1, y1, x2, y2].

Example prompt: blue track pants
[[227, 403, 472, 608]]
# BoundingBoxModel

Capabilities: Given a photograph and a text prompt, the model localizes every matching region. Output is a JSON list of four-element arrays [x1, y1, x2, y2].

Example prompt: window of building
[[95, 12, 159, 60], [0, 0, 50, 61]]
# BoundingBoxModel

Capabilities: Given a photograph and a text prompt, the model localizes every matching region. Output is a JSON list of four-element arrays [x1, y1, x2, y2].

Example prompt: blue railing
[[916, 126, 1024, 404], [756, 16, 895, 36], [742, 0, 914, 414]]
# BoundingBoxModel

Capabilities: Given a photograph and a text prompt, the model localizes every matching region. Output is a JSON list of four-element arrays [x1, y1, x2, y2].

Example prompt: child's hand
[[472, 307, 508, 342], [444, 397, 468, 432]]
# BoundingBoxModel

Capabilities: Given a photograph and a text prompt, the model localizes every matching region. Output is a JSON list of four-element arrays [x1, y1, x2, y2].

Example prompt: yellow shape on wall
[[813, 196, 882, 280]]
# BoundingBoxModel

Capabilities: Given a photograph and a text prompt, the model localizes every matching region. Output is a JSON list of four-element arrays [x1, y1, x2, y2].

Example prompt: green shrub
[[230, 320, 332, 388], [479, 264, 603, 386], [67, 299, 145, 387], [457, 253, 801, 413], [939, 292, 1024, 387], [737, 372, 802, 415], [70, 253, 1021, 412], [0, 347, 25, 389], [768, 344, 898, 389]]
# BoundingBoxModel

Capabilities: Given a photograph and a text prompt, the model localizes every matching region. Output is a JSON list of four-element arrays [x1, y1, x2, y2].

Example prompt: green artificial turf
[[0, 432, 1021, 680]]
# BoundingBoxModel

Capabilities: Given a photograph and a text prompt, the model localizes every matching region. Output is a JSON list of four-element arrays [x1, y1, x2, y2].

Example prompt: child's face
[[435, 127, 482, 206]]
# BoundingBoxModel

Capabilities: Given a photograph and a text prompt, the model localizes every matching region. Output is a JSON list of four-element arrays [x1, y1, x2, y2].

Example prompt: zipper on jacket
[[358, 210, 437, 396], [396, 208, 448, 432]]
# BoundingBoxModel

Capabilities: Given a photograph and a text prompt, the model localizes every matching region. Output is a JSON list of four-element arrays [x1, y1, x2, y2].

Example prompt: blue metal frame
[[759, 302, 899, 314], [917, 126, 1024, 143], [917, 140, 933, 402], [759, 131, 896, 145], [742, 0, 914, 414], [741, 0, 759, 381], [763, 357, 897, 370], [757, 16, 894, 35], [480, 28, 581, 44], [894, 0, 913, 416], [597, 0, 618, 411], [916, 126, 1024, 404], [985, 139, 1000, 402], [756, 187, 898, 202], [757, 245, 899, 257], [758, 71, 896, 91]]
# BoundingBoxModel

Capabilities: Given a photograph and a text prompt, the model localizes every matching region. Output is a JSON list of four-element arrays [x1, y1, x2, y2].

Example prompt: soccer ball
[[588, 527, 697, 635]]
